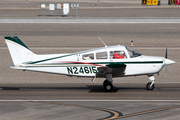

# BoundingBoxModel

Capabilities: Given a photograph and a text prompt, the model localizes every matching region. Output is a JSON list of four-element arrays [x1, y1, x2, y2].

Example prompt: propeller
[[165, 47, 167, 59], [164, 47, 175, 77], [165, 47, 167, 77]]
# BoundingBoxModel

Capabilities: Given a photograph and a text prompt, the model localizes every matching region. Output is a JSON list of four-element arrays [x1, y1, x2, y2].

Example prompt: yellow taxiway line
[[38, 101, 180, 120], [116, 105, 180, 119], [36, 101, 120, 120], [35, 101, 180, 120]]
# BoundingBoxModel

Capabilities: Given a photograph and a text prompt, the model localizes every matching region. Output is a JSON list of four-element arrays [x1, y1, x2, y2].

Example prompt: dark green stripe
[[31, 61, 163, 65], [120, 61, 163, 64], [24, 61, 163, 68], [94, 61, 163, 64], [27, 47, 108, 64], [28, 53, 79, 64]]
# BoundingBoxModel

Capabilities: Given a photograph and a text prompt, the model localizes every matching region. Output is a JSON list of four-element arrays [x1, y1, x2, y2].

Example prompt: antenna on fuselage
[[98, 37, 107, 47]]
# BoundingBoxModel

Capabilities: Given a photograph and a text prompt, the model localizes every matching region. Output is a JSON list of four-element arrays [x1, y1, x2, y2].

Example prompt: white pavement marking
[[0, 47, 180, 50], [0, 100, 180, 102], [1, 18, 180, 24]]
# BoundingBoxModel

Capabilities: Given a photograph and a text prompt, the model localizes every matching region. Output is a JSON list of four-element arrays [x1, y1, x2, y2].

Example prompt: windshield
[[126, 46, 142, 58]]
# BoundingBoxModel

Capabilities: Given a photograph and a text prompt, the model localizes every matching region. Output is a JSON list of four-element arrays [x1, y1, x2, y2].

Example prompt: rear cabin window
[[110, 51, 126, 59], [82, 53, 94, 60], [96, 52, 107, 60]]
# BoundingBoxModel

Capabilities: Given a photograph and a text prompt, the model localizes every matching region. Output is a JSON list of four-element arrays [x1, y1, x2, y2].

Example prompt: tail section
[[5, 35, 35, 65]]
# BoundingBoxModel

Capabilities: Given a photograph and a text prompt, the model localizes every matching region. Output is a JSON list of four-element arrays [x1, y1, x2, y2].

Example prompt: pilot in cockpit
[[113, 51, 125, 59]]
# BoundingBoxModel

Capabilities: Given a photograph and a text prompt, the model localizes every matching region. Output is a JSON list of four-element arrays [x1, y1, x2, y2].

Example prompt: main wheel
[[104, 81, 113, 92], [103, 80, 109, 87], [146, 82, 155, 90]]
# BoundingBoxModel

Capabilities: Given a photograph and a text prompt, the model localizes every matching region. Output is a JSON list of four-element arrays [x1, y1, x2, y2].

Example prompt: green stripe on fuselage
[[24, 61, 163, 68], [27, 47, 108, 64]]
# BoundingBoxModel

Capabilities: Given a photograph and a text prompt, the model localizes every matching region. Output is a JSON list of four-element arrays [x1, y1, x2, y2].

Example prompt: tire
[[103, 80, 109, 87], [146, 82, 155, 90], [104, 82, 113, 92]]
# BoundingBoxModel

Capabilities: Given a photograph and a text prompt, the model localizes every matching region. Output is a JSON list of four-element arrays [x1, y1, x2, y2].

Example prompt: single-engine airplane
[[5, 35, 175, 92]]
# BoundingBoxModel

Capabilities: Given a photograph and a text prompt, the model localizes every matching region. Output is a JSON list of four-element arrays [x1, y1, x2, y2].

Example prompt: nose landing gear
[[146, 82, 155, 90], [146, 75, 155, 90]]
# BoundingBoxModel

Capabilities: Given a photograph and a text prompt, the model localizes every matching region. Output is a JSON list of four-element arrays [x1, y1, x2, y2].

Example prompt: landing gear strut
[[103, 74, 113, 92], [146, 75, 155, 90]]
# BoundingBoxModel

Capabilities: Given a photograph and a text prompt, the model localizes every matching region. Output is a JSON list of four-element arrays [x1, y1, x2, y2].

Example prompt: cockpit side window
[[82, 53, 94, 60], [126, 46, 142, 58], [110, 51, 126, 59], [96, 52, 107, 60]]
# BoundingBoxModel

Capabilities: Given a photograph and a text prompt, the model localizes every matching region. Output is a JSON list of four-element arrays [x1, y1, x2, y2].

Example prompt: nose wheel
[[146, 82, 155, 90], [147, 75, 155, 90], [103, 80, 113, 92]]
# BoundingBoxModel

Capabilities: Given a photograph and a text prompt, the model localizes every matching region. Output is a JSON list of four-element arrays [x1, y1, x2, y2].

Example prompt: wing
[[96, 63, 126, 77]]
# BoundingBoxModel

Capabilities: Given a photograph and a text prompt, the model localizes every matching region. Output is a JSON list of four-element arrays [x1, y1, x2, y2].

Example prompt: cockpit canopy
[[126, 46, 142, 58], [81, 46, 142, 61]]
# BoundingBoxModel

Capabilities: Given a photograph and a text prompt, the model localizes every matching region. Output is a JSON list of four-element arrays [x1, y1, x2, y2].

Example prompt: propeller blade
[[164, 47, 176, 77], [165, 47, 167, 59], [165, 64, 167, 77]]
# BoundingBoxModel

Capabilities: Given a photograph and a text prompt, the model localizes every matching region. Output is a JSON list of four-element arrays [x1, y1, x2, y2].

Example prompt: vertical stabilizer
[[5, 35, 35, 65]]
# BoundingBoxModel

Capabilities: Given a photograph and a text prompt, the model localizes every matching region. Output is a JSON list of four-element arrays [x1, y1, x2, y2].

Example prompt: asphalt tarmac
[[0, 0, 180, 17], [1, 23, 180, 119], [0, 0, 180, 119], [0, 83, 180, 120], [1, 23, 180, 84]]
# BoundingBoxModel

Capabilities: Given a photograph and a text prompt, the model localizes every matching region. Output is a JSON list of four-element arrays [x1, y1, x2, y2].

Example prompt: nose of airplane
[[164, 58, 175, 65]]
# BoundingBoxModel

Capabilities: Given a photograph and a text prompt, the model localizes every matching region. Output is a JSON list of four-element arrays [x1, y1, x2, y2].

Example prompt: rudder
[[5, 35, 35, 65]]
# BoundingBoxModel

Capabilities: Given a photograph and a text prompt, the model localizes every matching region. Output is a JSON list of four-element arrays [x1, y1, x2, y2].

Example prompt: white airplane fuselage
[[10, 45, 168, 77]]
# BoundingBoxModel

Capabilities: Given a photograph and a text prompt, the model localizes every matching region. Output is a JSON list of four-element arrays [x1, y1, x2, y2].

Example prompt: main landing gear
[[146, 75, 155, 90], [103, 74, 113, 92], [103, 80, 113, 92]]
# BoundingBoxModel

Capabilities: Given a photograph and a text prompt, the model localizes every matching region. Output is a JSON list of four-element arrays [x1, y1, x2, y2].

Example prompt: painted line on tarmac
[[0, 100, 180, 120], [37, 101, 180, 120], [0, 100, 180, 102], [116, 105, 180, 119], [36, 101, 122, 120], [0, 6, 180, 10], [1, 47, 180, 50], [1, 21, 180, 24], [0, 8, 39, 10], [1, 18, 180, 24]]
